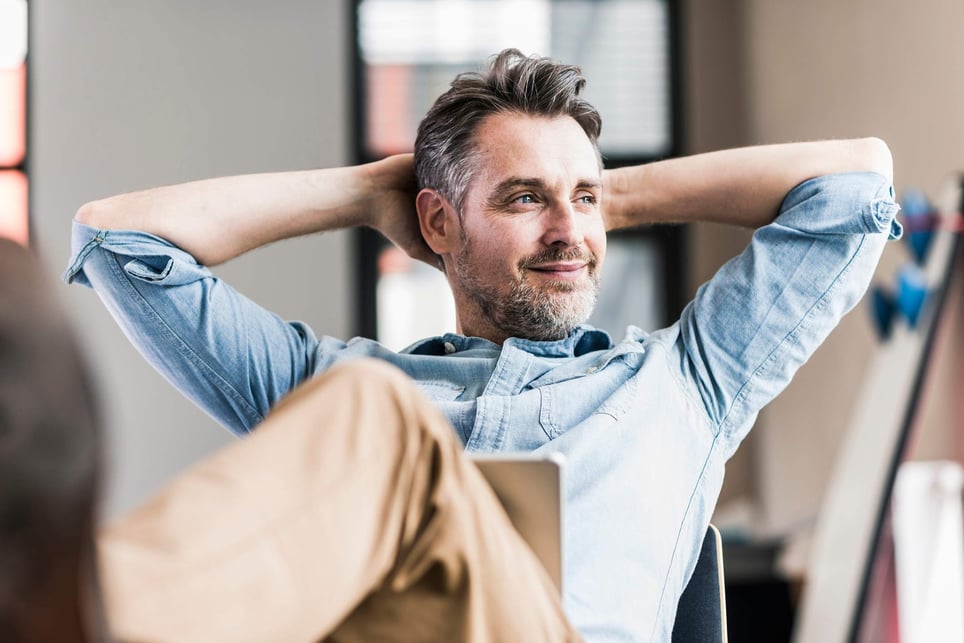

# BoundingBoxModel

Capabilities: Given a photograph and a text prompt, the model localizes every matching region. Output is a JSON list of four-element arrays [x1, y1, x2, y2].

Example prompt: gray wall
[[744, 0, 964, 534], [32, 0, 352, 517]]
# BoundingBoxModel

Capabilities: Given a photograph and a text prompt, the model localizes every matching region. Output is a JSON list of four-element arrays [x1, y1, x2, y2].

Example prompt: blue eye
[[516, 194, 536, 204]]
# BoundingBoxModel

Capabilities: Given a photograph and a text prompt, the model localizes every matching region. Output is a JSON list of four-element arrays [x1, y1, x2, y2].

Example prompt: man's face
[[447, 112, 606, 343]]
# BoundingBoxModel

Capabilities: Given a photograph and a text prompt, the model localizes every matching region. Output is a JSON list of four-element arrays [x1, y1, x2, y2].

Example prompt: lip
[[527, 262, 589, 279]]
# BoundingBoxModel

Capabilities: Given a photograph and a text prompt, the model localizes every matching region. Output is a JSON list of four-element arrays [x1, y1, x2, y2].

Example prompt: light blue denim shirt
[[66, 172, 900, 642]]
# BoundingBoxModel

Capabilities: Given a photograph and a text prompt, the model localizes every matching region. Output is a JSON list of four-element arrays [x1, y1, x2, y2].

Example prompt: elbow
[[74, 197, 127, 230], [858, 137, 894, 184], [74, 200, 107, 228]]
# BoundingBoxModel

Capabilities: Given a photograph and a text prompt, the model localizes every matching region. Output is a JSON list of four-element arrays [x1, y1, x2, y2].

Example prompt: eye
[[514, 193, 536, 204], [575, 193, 597, 205]]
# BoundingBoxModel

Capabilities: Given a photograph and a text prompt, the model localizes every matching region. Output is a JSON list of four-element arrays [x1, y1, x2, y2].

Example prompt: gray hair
[[414, 48, 602, 212]]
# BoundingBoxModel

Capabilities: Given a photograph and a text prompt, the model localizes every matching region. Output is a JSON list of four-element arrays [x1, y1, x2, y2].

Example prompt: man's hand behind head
[[366, 154, 440, 269]]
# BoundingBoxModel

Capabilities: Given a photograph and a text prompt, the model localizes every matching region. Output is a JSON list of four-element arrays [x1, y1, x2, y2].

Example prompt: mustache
[[518, 247, 599, 272]]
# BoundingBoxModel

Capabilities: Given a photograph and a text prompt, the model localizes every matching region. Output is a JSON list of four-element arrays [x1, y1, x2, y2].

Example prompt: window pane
[[588, 235, 664, 334], [0, 170, 28, 245], [0, 0, 28, 69], [358, 0, 672, 159], [376, 246, 456, 350]]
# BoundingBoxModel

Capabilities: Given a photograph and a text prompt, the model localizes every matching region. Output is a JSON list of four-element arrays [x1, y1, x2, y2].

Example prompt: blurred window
[[353, 0, 682, 342], [358, 0, 673, 161]]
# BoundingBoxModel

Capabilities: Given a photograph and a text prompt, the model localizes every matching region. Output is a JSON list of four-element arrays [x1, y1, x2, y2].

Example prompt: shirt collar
[[403, 325, 613, 358]]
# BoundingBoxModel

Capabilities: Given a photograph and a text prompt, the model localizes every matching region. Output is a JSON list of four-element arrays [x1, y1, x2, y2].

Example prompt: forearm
[[603, 138, 893, 231], [74, 162, 386, 266]]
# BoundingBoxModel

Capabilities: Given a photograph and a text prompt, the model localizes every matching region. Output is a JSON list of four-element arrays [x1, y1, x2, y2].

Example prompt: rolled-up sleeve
[[65, 221, 319, 435], [675, 171, 901, 448]]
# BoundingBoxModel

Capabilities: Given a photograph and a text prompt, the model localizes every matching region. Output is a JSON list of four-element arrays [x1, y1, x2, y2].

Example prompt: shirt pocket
[[534, 353, 642, 439], [122, 254, 210, 286]]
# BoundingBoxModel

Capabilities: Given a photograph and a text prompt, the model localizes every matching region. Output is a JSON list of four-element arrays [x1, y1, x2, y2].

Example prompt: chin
[[502, 292, 595, 342]]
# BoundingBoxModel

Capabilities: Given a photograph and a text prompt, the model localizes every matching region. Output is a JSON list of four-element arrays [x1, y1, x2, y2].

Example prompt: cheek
[[460, 234, 515, 279], [476, 228, 530, 270]]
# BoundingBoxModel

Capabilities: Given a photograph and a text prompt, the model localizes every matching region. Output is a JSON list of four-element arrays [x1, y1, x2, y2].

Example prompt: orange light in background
[[366, 64, 413, 156], [0, 170, 28, 245], [0, 64, 26, 167], [0, 0, 28, 246]]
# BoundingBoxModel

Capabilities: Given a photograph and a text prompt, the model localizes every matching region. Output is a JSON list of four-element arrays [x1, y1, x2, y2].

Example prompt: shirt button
[[586, 366, 598, 374], [443, 341, 457, 354]]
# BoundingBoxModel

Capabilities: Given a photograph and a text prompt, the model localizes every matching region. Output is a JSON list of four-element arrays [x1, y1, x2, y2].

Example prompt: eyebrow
[[489, 176, 602, 197]]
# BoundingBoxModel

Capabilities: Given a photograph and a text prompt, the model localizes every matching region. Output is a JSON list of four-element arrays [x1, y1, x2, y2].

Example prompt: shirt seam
[[717, 235, 867, 438], [650, 427, 722, 639]]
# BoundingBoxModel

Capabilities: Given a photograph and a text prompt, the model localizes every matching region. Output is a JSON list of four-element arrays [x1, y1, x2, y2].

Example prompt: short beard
[[454, 242, 600, 342]]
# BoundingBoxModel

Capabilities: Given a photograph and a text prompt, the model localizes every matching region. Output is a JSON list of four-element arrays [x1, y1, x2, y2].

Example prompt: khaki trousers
[[98, 359, 581, 643]]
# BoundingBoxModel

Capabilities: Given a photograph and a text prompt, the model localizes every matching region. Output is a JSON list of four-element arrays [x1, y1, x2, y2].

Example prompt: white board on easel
[[892, 461, 964, 643], [794, 176, 964, 643]]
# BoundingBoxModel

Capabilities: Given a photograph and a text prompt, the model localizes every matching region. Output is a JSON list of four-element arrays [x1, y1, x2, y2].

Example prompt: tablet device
[[469, 452, 565, 593]]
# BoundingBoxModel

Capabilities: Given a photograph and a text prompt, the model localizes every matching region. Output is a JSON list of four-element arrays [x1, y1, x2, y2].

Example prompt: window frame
[[349, 0, 686, 340]]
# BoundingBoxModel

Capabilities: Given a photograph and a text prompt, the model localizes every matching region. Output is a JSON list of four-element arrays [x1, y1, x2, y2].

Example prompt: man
[[0, 239, 107, 642], [67, 49, 900, 641]]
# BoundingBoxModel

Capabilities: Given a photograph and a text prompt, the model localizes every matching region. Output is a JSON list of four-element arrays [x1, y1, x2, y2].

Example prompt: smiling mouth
[[520, 247, 597, 282], [525, 263, 594, 287], [528, 262, 588, 275]]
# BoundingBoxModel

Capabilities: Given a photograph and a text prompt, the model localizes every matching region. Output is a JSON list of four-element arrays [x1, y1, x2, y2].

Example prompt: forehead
[[468, 112, 601, 194]]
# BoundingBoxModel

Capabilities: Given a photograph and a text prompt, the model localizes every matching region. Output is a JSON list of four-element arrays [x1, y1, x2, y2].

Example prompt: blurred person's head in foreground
[[0, 239, 105, 642]]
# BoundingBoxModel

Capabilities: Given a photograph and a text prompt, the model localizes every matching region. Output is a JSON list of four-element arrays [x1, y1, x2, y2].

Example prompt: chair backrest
[[672, 524, 728, 643]]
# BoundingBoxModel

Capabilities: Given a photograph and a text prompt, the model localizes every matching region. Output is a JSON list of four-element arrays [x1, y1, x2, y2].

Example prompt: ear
[[416, 188, 459, 255]]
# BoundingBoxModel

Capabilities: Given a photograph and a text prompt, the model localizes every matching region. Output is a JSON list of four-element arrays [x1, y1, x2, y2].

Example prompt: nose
[[541, 202, 584, 248]]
